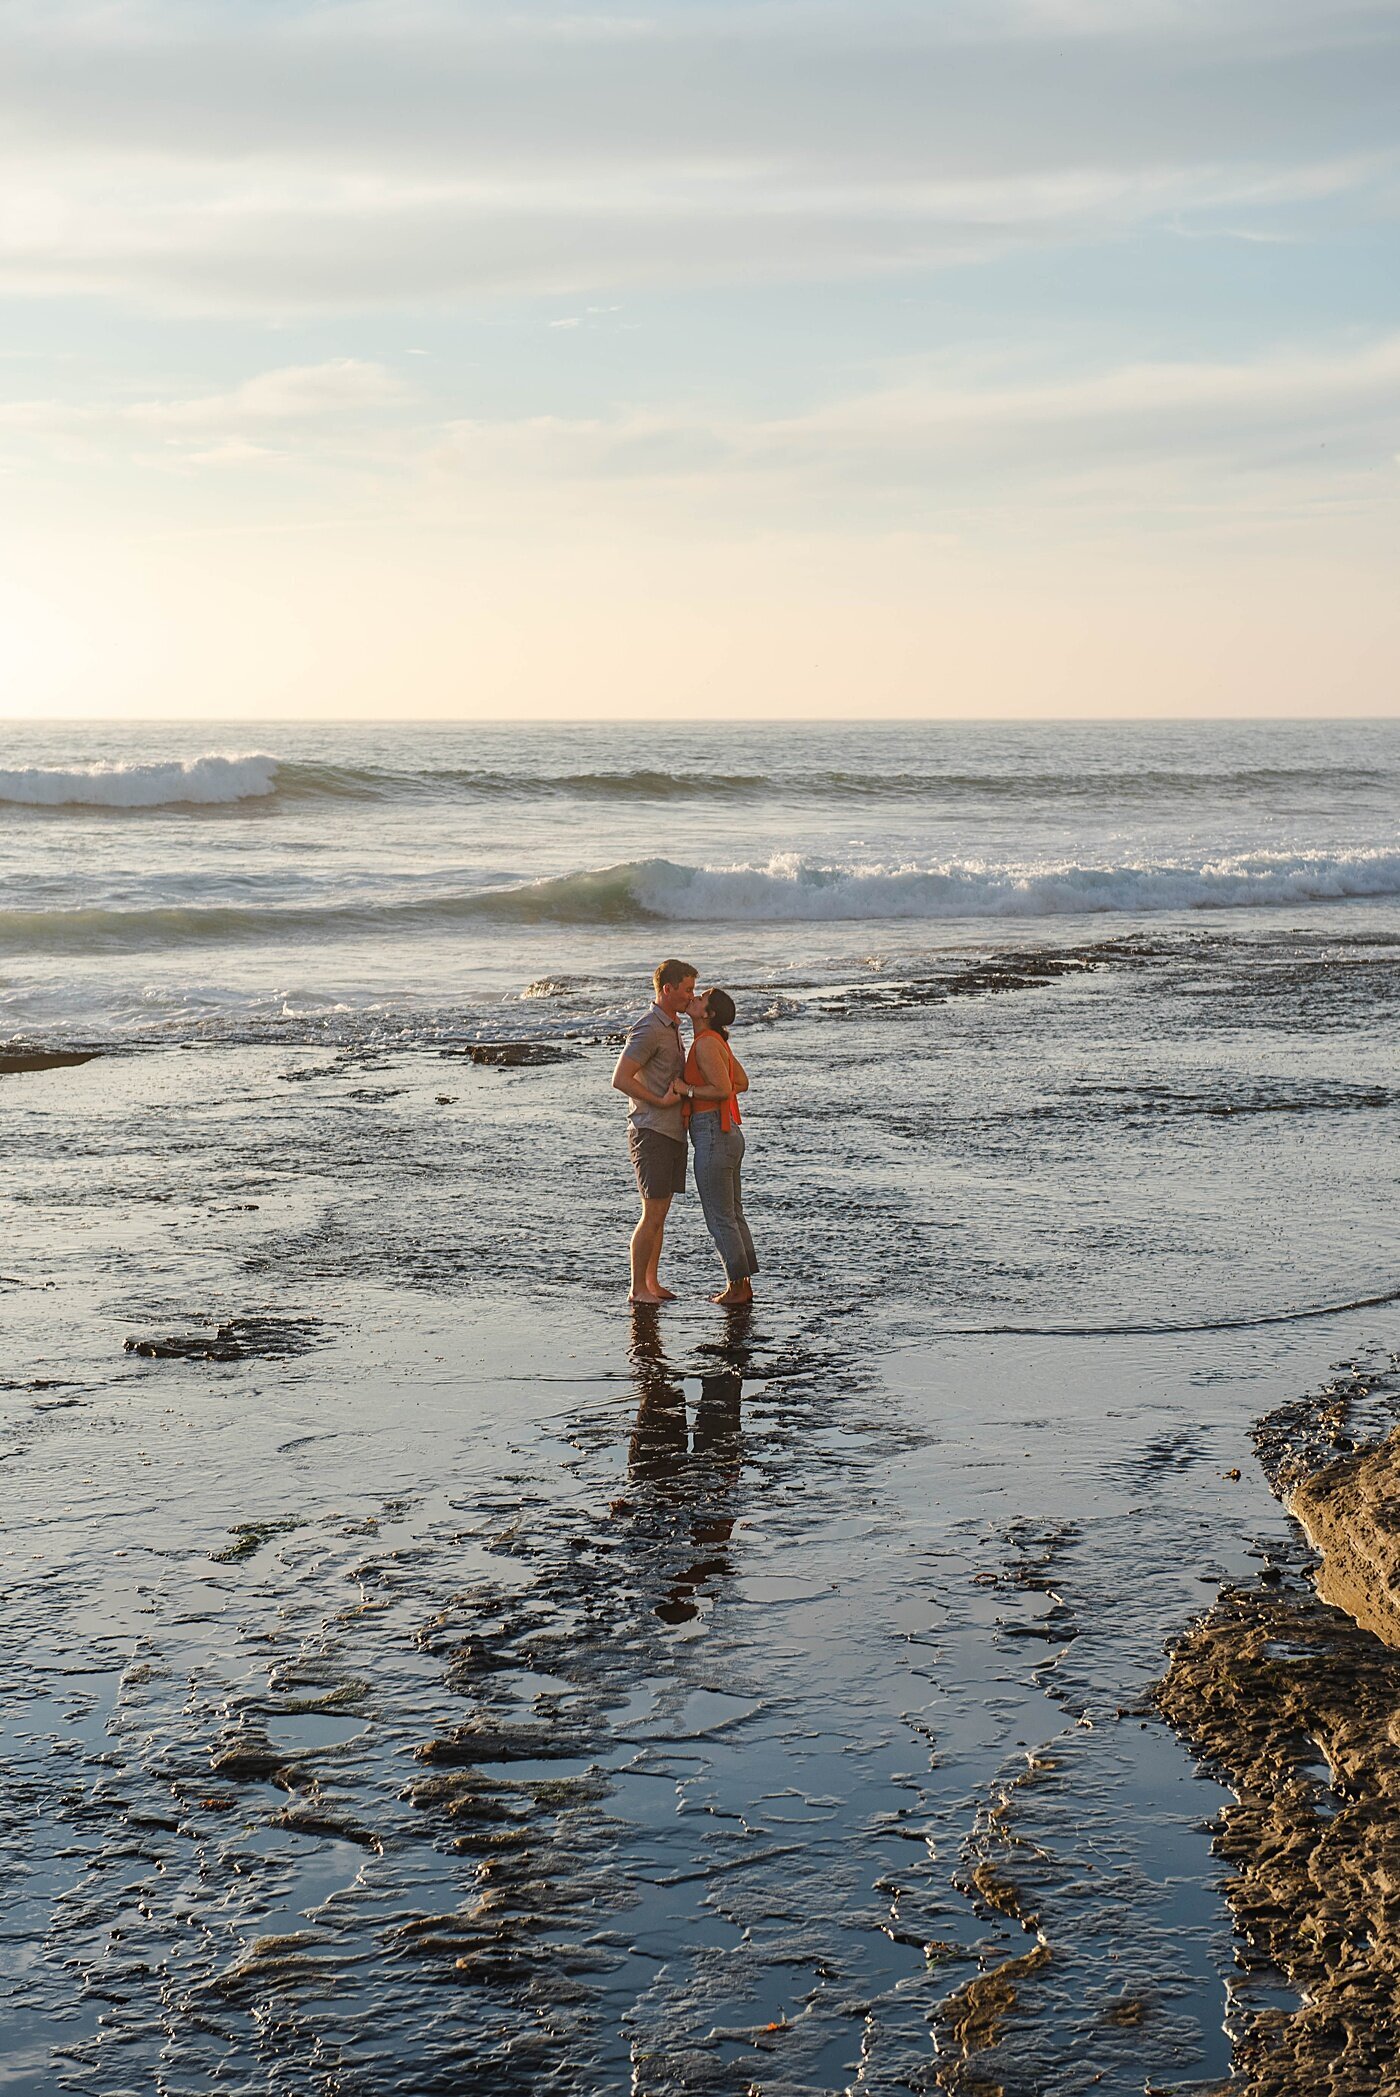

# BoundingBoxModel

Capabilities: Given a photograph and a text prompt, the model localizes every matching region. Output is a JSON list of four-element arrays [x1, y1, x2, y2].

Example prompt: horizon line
[[3, 712, 1398, 729]]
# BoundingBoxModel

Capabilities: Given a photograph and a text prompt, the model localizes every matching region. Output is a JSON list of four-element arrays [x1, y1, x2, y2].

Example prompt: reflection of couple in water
[[611, 957, 758, 1307], [626, 1306, 746, 1624]]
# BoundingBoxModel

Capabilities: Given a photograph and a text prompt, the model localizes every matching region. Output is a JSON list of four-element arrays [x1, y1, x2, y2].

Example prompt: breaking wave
[[4, 849, 1400, 953], [0, 754, 278, 809], [498, 850, 1400, 923]]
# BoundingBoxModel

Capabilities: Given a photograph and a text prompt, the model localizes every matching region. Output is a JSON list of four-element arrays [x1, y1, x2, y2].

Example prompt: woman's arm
[[683, 1033, 743, 1102]]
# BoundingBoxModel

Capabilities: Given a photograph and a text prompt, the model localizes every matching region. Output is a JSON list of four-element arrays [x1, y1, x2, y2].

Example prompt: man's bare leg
[[630, 1197, 673, 1304]]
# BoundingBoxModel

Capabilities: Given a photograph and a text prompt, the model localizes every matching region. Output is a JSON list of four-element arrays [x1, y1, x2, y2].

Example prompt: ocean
[[3, 716, 1399, 1046], [2, 717, 1398, 2094]]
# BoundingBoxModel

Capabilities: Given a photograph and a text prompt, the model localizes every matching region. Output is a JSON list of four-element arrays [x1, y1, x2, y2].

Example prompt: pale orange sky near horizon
[[4, 521, 1395, 722], [3, 0, 1398, 723]]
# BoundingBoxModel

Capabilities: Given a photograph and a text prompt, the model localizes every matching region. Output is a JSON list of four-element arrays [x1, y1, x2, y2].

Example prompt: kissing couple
[[611, 957, 757, 1309]]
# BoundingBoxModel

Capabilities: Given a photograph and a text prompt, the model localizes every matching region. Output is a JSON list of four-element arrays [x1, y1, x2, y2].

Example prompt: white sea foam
[[0, 753, 279, 808], [611, 848, 1400, 922]]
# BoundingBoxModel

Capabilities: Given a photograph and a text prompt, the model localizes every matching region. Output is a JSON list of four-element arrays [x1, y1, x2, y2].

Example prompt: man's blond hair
[[653, 957, 698, 995]]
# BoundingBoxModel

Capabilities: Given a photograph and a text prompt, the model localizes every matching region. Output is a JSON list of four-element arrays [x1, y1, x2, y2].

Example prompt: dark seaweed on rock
[[209, 1517, 308, 1564], [124, 1314, 325, 1362], [127, 1330, 245, 1361], [414, 1721, 594, 1766], [1252, 1357, 1400, 1496], [273, 1804, 382, 1851], [448, 1042, 582, 1067], [209, 1730, 297, 1786], [798, 947, 1112, 1024], [1090, 1078, 1396, 1120], [1166, 946, 1400, 1038]]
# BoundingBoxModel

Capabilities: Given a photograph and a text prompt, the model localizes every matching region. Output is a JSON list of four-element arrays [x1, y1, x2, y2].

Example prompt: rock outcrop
[[1291, 1431, 1400, 1648], [1157, 1420, 1400, 2095]]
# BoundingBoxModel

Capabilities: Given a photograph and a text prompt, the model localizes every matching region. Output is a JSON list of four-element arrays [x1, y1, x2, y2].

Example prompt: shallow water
[[0, 997, 1395, 2090]]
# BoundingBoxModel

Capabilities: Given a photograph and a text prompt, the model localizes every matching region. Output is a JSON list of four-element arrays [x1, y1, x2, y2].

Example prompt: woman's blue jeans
[[690, 1114, 758, 1284]]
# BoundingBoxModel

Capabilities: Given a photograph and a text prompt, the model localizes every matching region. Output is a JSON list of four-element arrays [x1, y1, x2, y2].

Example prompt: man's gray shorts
[[629, 1126, 687, 1201]]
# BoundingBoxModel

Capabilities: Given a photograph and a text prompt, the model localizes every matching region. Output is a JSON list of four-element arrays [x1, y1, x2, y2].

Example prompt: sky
[[1, 0, 1398, 720]]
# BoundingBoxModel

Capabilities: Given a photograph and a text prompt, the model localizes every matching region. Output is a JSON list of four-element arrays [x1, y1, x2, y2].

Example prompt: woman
[[677, 988, 758, 1306]]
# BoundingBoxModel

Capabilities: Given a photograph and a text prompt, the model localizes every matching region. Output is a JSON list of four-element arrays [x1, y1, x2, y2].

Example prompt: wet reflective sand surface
[[2, 923, 1398, 2094]]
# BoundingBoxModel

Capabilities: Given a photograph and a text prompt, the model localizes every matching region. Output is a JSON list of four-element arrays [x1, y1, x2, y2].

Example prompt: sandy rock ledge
[[1291, 1432, 1400, 1650], [1156, 1425, 1400, 2096]]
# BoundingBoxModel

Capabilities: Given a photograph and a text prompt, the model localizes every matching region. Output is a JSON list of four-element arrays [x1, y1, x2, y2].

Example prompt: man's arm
[[611, 1051, 682, 1112]]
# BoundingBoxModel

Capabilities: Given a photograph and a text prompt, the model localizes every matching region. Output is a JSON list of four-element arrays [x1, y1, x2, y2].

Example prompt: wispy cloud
[[0, 1, 1396, 309], [124, 360, 405, 426], [8, 335, 1397, 516], [428, 333, 1400, 517], [182, 437, 284, 468], [0, 359, 403, 432], [0, 360, 408, 480]]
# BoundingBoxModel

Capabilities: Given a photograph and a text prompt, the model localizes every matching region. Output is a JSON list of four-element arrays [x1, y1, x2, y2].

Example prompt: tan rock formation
[[1291, 1428, 1400, 1649], [1157, 1538, 1400, 2089]]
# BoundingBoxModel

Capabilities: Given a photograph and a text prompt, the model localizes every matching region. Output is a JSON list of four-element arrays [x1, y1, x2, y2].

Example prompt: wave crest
[[3, 849, 1398, 955], [0, 754, 279, 809], [493, 850, 1400, 925], [10, 754, 1392, 811], [221, 759, 1400, 806]]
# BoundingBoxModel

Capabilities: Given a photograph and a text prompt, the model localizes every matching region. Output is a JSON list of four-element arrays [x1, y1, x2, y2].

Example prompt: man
[[611, 958, 697, 1304]]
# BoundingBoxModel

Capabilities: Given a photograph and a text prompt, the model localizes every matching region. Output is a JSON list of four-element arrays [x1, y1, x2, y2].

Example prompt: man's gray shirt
[[622, 1003, 685, 1141]]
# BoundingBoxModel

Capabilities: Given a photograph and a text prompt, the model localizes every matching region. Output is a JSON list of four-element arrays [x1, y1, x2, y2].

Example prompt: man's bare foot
[[629, 1289, 669, 1306], [711, 1283, 753, 1306]]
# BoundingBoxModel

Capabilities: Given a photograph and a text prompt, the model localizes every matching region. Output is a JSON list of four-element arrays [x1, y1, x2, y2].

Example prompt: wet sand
[[1, 1008, 1397, 2093]]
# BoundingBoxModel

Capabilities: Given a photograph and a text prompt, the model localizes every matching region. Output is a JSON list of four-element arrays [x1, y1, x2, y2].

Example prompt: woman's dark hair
[[704, 988, 737, 1040]]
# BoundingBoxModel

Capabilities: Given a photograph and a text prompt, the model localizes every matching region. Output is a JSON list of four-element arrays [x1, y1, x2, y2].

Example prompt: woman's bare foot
[[629, 1289, 669, 1306], [711, 1282, 753, 1306], [647, 1281, 677, 1300]]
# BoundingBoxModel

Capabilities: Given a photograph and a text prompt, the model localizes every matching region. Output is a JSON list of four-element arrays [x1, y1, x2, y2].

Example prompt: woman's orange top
[[685, 1029, 743, 1133]]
